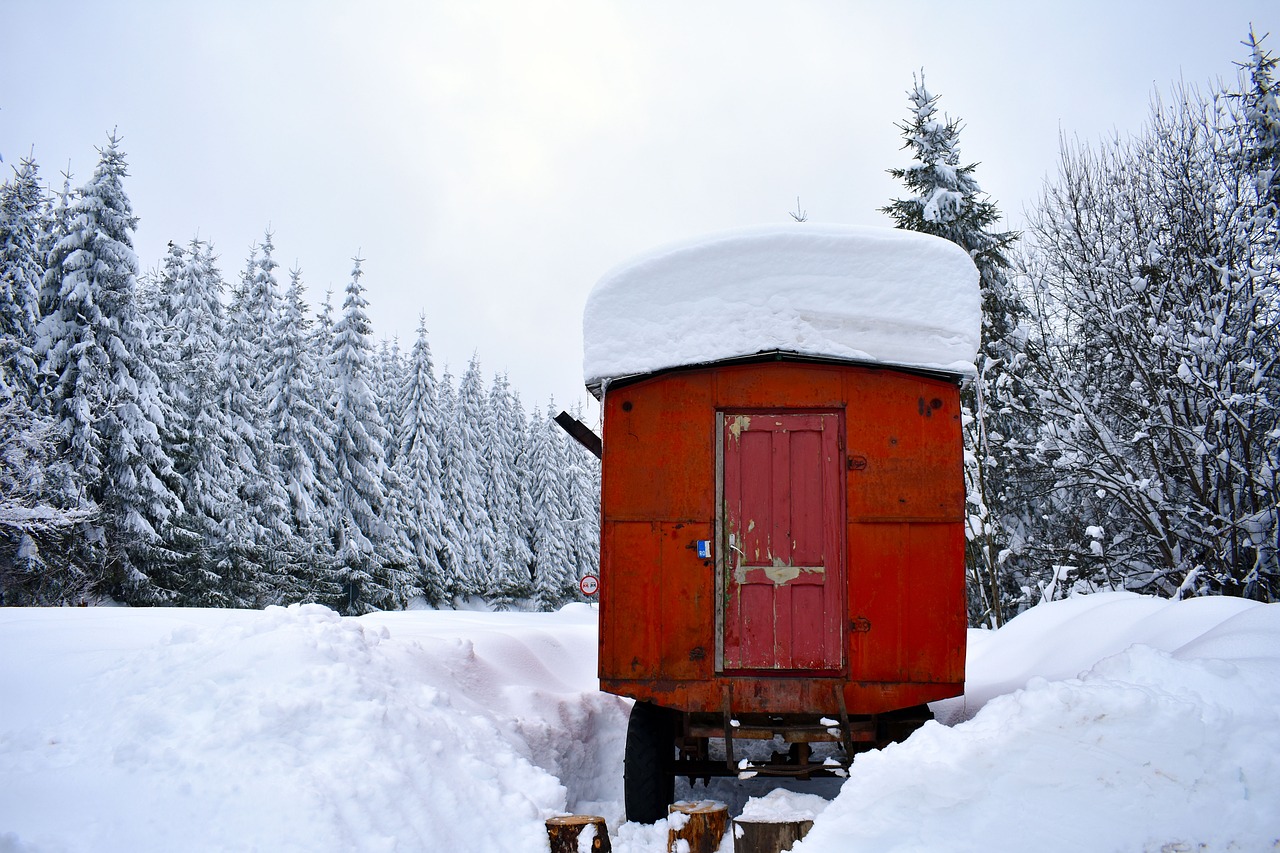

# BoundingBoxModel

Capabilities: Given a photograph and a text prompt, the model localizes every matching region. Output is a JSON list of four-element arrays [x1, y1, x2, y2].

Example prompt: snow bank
[[793, 593, 1280, 853], [1, 593, 1277, 852], [582, 224, 981, 389], [0, 604, 628, 853]]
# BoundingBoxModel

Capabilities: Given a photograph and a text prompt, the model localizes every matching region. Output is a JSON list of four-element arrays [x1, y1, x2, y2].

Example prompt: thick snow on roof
[[583, 224, 981, 389]]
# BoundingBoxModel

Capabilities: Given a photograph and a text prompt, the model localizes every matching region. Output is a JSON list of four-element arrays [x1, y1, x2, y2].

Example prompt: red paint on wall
[[596, 358, 966, 717]]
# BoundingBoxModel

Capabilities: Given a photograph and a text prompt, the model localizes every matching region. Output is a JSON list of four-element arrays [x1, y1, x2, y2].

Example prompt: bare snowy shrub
[[1019, 56, 1280, 602]]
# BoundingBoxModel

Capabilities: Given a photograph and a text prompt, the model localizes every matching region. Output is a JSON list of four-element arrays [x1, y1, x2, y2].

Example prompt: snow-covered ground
[[1, 592, 1277, 852]]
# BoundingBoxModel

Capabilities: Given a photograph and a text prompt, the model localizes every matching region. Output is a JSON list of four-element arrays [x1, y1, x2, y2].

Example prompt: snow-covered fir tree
[[155, 238, 248, 604], [562, 401, 601, 591], [374, 337, 405, 469], [433, 365, 467, 599], [0, 156, 93, 602], [883, 73, 1027, 626], [329, 257, 416, 613], [483, 373, 534, 608], [37, 166, 76, 294], [307, 286, 342, 544], [33, 133, 181, 602], [216, 243, 296, 605], [527, 400, 574, 610], [1237, 27, 1280, 214], [267, 268, 340, 599], [394, 315, 450, 604], [0, 391, 95, 604], [1, 157, 46, 404], [440, 355, 497, 599], [247, 229, 281, 379]]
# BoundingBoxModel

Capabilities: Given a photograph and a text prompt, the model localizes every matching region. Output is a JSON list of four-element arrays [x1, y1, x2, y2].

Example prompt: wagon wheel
[[623, 701, 680, 824]]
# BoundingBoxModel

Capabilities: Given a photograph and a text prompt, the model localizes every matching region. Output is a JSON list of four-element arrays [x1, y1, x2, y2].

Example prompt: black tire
[[623, 701, 679, 824]]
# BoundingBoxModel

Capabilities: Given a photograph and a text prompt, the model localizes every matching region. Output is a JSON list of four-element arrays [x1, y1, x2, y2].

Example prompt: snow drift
[[582, 224, 982, 390], [1, 593, 1277, 852]]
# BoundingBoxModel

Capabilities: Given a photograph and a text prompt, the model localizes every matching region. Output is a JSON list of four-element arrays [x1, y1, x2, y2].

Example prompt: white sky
[[2, 1, 1275, 415]]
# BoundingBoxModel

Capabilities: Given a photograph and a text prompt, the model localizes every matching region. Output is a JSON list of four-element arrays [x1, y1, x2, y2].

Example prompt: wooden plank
[[553, 410, 602, 459]]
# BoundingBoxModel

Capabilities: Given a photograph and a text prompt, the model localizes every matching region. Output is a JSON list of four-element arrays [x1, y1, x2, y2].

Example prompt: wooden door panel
[[720, 411, 845, 672]]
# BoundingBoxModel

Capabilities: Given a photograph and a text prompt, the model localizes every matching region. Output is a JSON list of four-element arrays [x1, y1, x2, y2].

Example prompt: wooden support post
[[668, 800, 729, 853], [546, 814, 611, 853], [733, 819, 814, 853]]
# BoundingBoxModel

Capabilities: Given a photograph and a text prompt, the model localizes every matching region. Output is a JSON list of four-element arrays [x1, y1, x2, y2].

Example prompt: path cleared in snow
[[0, 592, 1276, 852]]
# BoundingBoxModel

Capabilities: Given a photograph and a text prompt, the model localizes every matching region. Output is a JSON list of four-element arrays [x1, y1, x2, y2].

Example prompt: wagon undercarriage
[[624, 700, 933, 823], [676, 705, 932, 780]]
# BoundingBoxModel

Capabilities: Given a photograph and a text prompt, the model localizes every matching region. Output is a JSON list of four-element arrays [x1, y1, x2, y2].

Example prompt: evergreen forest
[[2, 31, 1277, 622], [0, 141, 599, 612]]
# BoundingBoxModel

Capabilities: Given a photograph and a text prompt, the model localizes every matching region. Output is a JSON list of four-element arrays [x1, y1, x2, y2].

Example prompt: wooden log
[[546, 814, 611, 853], [667, 800, 729, 853], [732, 819, 814, 853]]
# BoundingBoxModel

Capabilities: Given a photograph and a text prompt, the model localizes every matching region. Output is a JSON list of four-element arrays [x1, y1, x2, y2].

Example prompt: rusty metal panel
[[603, 675, 962, 717], [714, 363, 845, 409], [721, 412, 845, 672], [599, 521, 664, 681], [601, 373, 714, 522], [658, 521, 715, 681], [843, 372, 964, 521], [600, 520, 715, 683], [846, 521, 966, 685]]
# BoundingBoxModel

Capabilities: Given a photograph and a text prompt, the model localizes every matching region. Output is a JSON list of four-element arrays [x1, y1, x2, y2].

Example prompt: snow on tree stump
[[545, 814, 611, 852], [732, 818, 814, 853], [667, 800, 729, 853]]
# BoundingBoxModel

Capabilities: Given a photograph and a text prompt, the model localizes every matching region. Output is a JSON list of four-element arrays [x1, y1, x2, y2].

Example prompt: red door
[[719, 412, 845, 672]]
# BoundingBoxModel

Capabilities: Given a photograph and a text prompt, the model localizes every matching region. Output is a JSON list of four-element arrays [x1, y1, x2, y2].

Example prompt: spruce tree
[[309, 286, 341, 547], [375, 337, 405, 469], [395, 315, 450, 604], [329, 256, 416, 612], [483, 373, 534, 608], [158, 238, 242, 604], [216, 243, 294, 605], [563, 401, 601, 592], [882, 74, 1026, 626], [0, 156, 92, 602], [527, 400, 573, 610], [267, 267, 339, 601], [435, 366, 467, 600], [1237, 28, 1280, 213], [1, 157, 46, 403], [33, 133, 180, 602], [449, 355, 497, 598]]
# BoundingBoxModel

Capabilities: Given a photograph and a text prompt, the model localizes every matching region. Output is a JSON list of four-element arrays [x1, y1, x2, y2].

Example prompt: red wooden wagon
[[576, 225, 980, 822]]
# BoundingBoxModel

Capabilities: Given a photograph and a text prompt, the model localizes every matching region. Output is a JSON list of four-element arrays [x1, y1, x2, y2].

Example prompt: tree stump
[[667, 800, 729, 853], [733, 819, 814, 853], [546, 814, 611, 853]]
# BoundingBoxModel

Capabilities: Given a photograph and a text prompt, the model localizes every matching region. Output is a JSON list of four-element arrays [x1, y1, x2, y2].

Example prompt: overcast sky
[[2, 1, 1275, 417]]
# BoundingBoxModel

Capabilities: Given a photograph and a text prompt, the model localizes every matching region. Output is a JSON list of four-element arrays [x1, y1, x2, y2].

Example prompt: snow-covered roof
[[583, 224, 981, 390]]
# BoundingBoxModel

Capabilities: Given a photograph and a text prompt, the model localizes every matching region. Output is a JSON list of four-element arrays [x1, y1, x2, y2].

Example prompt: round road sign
[[579, 574, 599, 596]]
